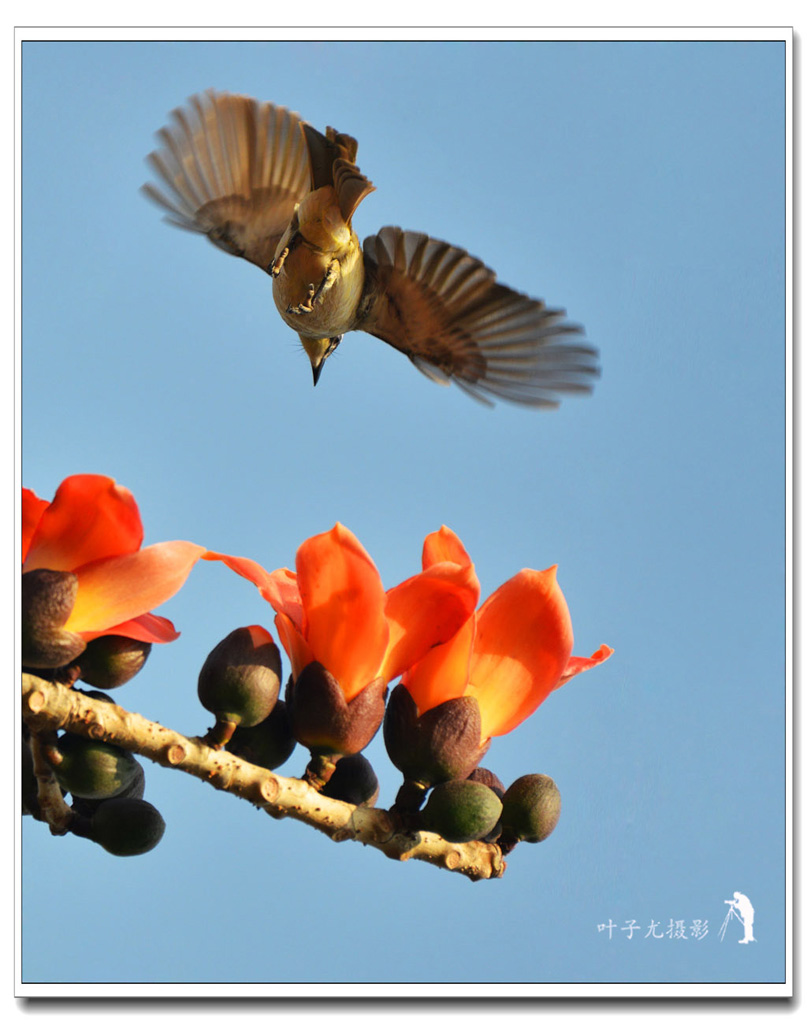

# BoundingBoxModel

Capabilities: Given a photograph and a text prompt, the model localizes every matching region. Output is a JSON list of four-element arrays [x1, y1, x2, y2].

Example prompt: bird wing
[[142, 90, 311, 272], [359, 226, 600, 408]]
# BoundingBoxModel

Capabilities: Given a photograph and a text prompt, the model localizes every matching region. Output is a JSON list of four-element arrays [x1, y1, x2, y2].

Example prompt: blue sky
[[19, 36, 788, 991]]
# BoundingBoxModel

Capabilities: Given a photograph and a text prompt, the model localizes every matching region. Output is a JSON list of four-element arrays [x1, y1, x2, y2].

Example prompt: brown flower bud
[[466, 766, 506, 799], [21, 569, 86, 669], [286, 662, 387, 758], [383, 683, 489, 790]]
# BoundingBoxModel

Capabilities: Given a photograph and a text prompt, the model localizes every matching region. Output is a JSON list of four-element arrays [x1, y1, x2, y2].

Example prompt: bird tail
[[302, 123, 375, 224]]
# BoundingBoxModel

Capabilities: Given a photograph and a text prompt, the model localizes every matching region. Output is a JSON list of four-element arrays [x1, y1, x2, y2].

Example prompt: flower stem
[[393, 778, 429, 814], [303, 753, 340, 791], [203, 719, 237, 749]]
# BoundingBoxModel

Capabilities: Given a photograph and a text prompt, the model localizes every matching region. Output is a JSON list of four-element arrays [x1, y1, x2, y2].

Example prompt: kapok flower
[[203, 523, 480, 769], [403, 564, 612, 741], [23, 474, 205, 647], [384, 533, 612, 795], [204, 522, 480, 701]]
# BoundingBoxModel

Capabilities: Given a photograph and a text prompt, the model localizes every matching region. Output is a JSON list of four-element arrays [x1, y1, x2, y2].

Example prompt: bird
[[142, 89, 600, 408]]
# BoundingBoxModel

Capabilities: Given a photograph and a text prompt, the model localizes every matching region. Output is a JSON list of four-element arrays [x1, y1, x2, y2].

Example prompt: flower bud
[[54, 732, 141, 800], [76, 636, 152, 689], [198, 626, 281, 747], [465, 766, 505, 841], [70, 759, 146, 819], [21, 569, 86, 669], [384, 683, 488, 791], [320, 753, 379, 807], [466, 766, 505, 798], [419, 779, 503, 844], [87, 797, 165, 857], [286, 662, 386, 758], [500, 773, 561, 845], [227, 700, 296, 770]]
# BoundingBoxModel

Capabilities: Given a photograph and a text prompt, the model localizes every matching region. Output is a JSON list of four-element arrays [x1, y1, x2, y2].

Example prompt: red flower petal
[[262, 568, 304, 631], [23, 475, 143, 573], [421, 525, 473, 570], [64, 541, 205, 634], [466, 567, 574, 739], [78, 612, 181, 644], [202, 550, 276, 589], [274, 610, 314, 680], [202, 552, 303, 629], [381, 560, 480, 683], [401, 615, 476, 715], [22, 488, 49, 563], [295, 524, 388, 701], [555, 644, 614, 690]]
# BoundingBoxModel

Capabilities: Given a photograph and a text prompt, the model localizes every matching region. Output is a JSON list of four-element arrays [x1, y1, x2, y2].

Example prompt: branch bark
[[27, 730, 73, 834], [21, 673, 506, 882]]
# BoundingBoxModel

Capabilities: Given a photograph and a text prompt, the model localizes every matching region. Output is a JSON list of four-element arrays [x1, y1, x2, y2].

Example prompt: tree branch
[[26, 730, 73, 834], [21, 674, 506, 882]]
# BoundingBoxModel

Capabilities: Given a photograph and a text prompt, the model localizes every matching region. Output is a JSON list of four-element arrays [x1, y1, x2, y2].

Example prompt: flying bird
[[143, 90, 599, 408]]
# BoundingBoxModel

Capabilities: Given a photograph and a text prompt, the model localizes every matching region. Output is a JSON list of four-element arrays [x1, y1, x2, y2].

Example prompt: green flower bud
[[419, 779, 503, 844], [54, 732, 141, 800], [76, 636, 152, 689], [321, 753, 379, 807], [465, 767, 505, 841], [227, 700, 296, 770], [198, 626, 281, 747], [70, 759, 146, 819], [88, 797, 165, 857], [500, 773, 561, 844]]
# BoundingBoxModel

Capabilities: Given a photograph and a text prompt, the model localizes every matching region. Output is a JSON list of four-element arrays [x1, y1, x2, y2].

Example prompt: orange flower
[[204, 523, 480, 701], [22, 474, 205, 643], [402, 556, 613, 743]]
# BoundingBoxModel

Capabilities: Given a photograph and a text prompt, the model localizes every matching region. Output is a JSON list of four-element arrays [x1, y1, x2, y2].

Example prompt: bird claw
[[269, 228, 302, 276], [287, 283, 317, 316], [268, 247, 288, 277]]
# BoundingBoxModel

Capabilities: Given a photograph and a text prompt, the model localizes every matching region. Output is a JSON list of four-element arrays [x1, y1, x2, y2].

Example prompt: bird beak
[[302, 335, 342, 387]]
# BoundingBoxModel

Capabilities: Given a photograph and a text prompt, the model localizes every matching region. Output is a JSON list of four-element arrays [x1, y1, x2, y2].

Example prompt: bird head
[[300, 335, 341, 385]]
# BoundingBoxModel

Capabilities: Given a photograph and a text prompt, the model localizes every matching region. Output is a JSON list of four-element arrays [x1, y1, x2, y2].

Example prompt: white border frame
[[12, 21, 793, 1002]]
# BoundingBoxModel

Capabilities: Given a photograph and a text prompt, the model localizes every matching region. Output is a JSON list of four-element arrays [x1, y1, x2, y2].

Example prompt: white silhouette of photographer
[[725, 891, 755, 944]]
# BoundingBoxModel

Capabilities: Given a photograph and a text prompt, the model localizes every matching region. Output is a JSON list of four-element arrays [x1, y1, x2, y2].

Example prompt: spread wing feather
[[359, 226, 600, 408], [142, 90, 311, 272]]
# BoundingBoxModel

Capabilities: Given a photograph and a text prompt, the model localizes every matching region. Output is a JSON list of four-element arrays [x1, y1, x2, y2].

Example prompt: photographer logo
[[719, 892, 756, 944]]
